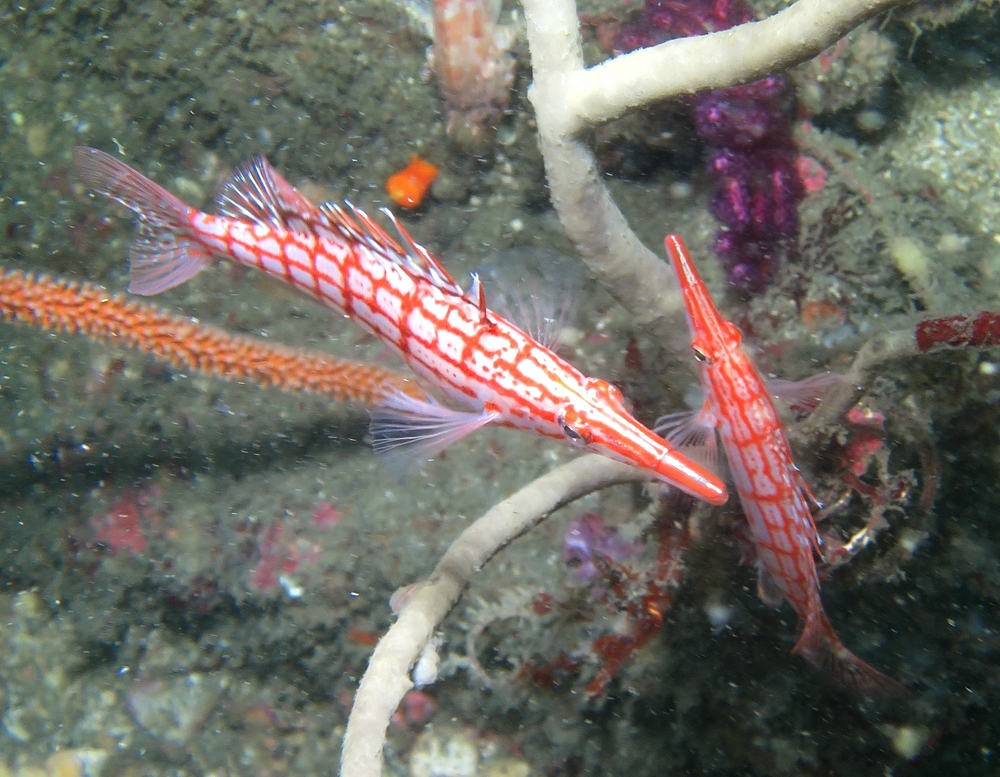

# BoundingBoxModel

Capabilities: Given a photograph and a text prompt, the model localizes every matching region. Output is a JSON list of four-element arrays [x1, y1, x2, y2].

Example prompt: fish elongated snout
[[587, 416, 726, 505], [653, 449, 727, 505]]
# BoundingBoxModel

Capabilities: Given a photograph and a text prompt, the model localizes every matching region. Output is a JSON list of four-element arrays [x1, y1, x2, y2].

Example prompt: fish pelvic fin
[[73, 147, 211, 295], [793, 610, 907, 698]]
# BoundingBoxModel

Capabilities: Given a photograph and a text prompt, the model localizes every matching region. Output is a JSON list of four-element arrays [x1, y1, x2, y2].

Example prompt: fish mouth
[[592, 423, 726, 505]]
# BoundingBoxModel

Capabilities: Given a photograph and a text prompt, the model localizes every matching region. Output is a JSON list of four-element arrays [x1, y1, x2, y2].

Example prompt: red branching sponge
[[915, 312, 1000, 353]]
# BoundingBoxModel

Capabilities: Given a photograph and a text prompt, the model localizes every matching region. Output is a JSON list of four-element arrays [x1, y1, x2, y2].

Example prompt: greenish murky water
[[2, 1, 1000, 775]]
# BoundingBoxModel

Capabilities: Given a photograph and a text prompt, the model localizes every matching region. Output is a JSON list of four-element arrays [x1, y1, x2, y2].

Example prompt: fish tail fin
[[73, 146, 212, 295], [793, 610, 907, 698]]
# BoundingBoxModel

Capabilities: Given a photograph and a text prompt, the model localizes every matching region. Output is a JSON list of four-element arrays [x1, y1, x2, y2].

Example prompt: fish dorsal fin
[[472, 248, 580, 350], [379, 207, 461, 293], [216, 156, 320, 232], [218, 155, 466, 297], [217, 155, 465, 297], [317, 201, 464, 295], [466, 273, 493, 327]]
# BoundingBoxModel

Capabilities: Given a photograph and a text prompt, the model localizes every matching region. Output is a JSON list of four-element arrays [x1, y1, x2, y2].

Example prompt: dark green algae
[[2, 1, 1000, 775]]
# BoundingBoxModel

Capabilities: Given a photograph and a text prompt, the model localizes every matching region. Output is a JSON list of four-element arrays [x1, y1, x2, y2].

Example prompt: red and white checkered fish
[[72, 147, 726, 504], [659, 234, 904, 695]]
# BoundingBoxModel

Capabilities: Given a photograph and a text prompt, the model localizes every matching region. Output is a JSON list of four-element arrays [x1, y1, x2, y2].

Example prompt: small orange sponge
[[386, 156, 439, 209]]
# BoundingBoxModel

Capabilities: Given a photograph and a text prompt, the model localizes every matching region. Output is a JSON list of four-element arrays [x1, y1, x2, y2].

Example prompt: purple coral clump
[[564, 512, 637, 583], [615, 0, 754, 50], [616, 1, 804, 291]]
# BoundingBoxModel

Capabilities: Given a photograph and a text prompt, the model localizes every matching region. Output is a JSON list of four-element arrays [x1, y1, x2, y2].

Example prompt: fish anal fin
[[128, 221, 212, 295], [370, 391, 499, 476], [793, 611, 907, 698], [795, 471, 822, 510], [791, 471, 826, 556], [757, 563, 785, 607]]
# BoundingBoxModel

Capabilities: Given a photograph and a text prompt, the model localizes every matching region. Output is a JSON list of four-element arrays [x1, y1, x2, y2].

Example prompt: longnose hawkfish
[[658, 234, 904, 695], [71, 147, 726, 504]]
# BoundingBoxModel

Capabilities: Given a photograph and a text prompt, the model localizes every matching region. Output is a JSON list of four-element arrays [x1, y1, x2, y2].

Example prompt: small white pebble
[[412, 636, 441, 688], [980, 361, 998, 376], [889, 725, 929, 760], [937, 232, 969, 253], [278, 575, 303, 598], [855, 109, 887, 133], [705, 600, 734, 632], [899, 528, 926, 554], [668, 181, 694, 200], [410, 726, 478, 777], [173, 176, 204, 201]]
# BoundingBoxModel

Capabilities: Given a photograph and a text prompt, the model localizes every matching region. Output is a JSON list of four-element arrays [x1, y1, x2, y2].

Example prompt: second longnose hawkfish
[[659, 234, 905, 696], [72, 147, 726, 504]]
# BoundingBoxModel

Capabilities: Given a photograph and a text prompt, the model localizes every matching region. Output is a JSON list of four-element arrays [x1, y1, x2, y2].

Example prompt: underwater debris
[[563, 511, 638, 583], [432, 0, 516, 152], [386, 156, 439, 209], [89, 488, 151, 556]]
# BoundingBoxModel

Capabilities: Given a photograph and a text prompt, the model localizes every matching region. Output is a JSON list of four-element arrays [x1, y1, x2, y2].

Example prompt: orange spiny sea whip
[[0, 268, 425, 405]]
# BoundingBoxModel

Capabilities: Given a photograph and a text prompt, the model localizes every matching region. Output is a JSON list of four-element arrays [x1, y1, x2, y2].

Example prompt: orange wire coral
[[0, 268, 425, 405]]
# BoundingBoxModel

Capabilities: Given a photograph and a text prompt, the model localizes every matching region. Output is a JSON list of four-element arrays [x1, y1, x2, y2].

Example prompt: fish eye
[[558, 413, 589, 446], [559, 416, 583, 441], [692, 348, 707, 362]]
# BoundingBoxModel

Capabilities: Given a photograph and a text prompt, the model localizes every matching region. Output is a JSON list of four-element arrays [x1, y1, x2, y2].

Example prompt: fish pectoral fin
[[766, 372, 844, 416], [370, 391, 500, 476], [654, 408, 721, 477], [756, 563, 785, 607], [471, 251, 579, 351]]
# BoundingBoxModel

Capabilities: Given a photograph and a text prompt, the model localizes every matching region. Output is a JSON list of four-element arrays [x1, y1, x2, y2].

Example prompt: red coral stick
[[915, 312, 1000, 353], [0, 268, 425, 405]]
